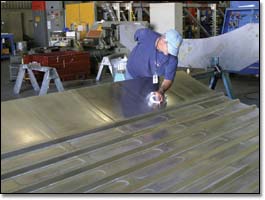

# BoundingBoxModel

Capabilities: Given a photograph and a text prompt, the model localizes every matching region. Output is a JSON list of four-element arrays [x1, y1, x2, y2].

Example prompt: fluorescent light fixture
[[210, 4, 216, 10], [239, 5, 255, 8]]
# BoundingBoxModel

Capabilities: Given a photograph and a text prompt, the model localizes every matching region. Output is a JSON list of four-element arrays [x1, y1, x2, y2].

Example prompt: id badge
[[153, 74, 158, 84]]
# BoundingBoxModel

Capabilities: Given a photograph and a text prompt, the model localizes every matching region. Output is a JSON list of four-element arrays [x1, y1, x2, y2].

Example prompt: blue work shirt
[[126, 28, 178, 81]]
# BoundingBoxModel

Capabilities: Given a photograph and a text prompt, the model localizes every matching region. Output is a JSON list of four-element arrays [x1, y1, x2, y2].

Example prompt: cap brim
[[167, 43, 178, 56]]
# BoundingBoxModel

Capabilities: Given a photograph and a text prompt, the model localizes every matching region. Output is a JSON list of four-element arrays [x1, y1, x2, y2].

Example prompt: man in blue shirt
[[126, 28, 183, 103]]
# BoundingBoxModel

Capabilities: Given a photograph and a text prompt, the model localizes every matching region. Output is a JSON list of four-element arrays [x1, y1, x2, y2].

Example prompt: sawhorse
[[14, 64, 64, 96], [209, 57, 235, 99], [209, 70, 235, 99], [96, 53, 127, 82]]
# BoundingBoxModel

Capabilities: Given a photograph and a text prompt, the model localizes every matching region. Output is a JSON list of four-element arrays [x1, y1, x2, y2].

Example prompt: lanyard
[[154, 37, 169, 75], [155, 49, 169, 74]]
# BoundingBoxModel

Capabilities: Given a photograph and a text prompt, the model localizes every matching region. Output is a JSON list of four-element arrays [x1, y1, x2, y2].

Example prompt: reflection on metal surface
[[1, 72, 259, 193], [115, 180, 130, 186]]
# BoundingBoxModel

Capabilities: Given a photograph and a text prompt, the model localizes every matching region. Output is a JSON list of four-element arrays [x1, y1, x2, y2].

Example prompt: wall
[[150, 3, 183, 35], [1, 9, 34, 42]]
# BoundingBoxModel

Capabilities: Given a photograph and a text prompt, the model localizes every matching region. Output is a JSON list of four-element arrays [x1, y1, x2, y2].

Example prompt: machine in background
[[65, 2, 96, 40], [32, 1, 64, 47]]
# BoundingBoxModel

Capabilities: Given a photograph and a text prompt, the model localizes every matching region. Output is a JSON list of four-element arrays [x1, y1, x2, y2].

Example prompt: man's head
[[157, 36, 169, 55], [164, 29, 183, 57], [157, 29, 183, 56]]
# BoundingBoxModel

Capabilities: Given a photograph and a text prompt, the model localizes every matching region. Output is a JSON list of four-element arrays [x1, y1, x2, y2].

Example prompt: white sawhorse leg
[[14, 64, 64, 96], [96, 56, 113, 81]]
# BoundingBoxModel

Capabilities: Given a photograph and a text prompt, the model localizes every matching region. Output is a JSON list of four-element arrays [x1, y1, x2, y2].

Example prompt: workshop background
[[1, 1, 260, 194]]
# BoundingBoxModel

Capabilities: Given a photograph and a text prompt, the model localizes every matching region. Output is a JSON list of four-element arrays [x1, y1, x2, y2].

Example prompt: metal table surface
[[1, 72, 259, 193]]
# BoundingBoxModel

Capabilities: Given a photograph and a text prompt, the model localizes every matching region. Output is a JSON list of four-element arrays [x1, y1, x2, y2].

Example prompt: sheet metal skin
[[1, 78, 160, 156], [1, 72, 259, 193], [1, 73, 209, 156]]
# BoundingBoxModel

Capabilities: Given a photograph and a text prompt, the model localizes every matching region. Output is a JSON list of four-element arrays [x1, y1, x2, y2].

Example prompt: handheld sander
[[146, 92, 167, 108]]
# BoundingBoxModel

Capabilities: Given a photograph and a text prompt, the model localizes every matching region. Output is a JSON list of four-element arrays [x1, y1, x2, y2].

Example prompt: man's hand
[[157, 79, 173, 101], [153, 91, 164, 103]]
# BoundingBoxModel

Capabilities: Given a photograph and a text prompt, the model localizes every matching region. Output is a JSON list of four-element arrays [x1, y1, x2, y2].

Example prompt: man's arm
[[158, 79, 172, 95], [154, 79, 173, 102], [157, 57, 178, 101]]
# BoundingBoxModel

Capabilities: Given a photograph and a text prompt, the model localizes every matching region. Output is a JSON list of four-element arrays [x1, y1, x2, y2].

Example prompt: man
[[126, 28, 183, 103]]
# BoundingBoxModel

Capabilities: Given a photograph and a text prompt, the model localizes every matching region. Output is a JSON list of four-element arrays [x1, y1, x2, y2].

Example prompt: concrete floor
[[196, 72, 260, 108], [1, 59, 260, 108]]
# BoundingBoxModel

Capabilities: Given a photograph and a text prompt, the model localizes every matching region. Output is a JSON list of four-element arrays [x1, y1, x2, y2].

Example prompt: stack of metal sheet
[[1, 72, 259, 193]]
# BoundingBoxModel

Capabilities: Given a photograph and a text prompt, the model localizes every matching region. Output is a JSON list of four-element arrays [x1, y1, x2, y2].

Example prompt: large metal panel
[[178, 23, 259, 72], [1, 72, 259, 193]]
